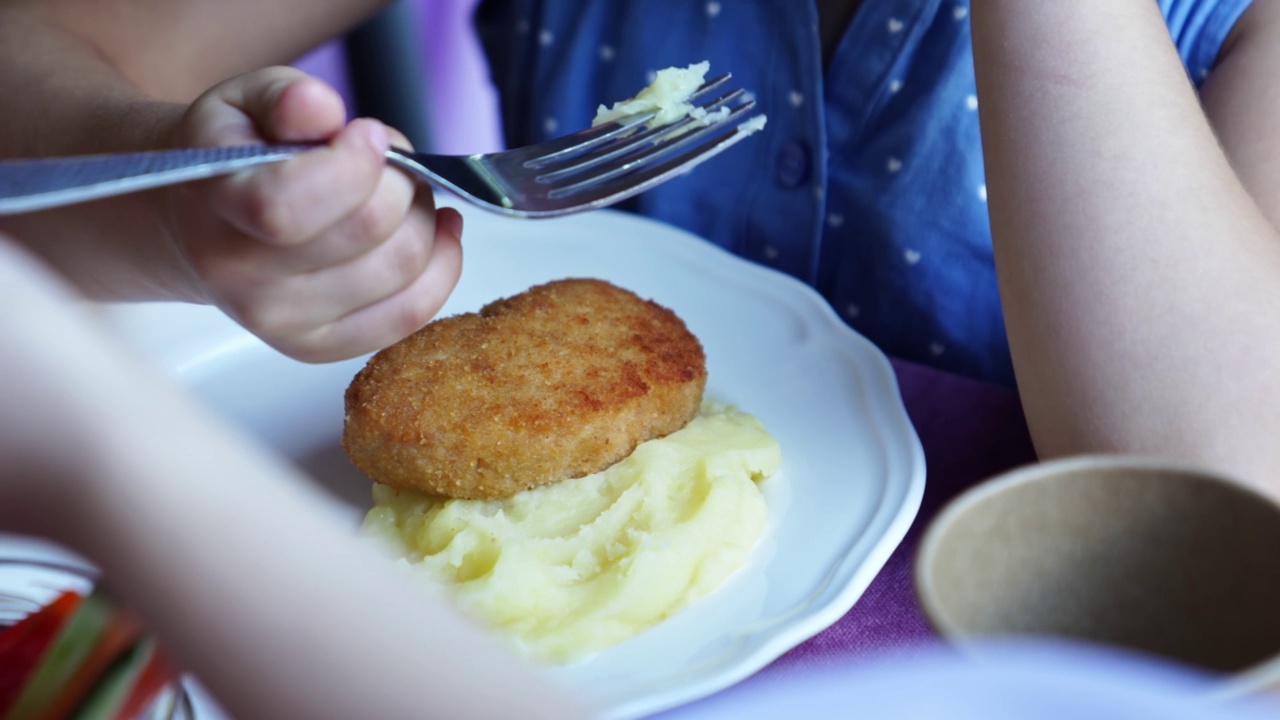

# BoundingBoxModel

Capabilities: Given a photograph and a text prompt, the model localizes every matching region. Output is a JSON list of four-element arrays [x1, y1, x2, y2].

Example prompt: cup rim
[[914, 453, 1280, 695]]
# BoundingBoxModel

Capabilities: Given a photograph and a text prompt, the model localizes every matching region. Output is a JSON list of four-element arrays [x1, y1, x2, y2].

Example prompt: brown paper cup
[[915, 455, 1280, 697]]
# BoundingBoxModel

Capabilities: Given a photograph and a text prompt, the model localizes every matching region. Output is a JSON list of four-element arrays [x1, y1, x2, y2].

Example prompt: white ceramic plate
[[12, 205, 925, 719]]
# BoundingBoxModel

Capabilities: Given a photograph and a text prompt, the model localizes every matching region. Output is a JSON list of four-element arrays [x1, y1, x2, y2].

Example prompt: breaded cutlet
[[342, 278, 707, 499]]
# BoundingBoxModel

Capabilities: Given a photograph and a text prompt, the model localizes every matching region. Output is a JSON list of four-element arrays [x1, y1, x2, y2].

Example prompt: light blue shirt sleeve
[[1159, 0, 1255, 82]]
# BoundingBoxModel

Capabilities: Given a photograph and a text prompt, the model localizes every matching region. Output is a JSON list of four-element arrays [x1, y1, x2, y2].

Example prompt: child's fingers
[[209, 118, 390, 247], [259, 74, 348, 143], [212, 67, 346, 143], [284, 153, 420, 272], [270, 217, 438, 331], [179, 68, 345, 148], [164, 66, 462, 363], [276, 213, 463, 363], [208, 159, 419, 276]]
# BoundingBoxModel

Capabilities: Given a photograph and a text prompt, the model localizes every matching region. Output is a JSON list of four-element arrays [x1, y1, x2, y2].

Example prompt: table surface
[[751, 357, 1038, 680]]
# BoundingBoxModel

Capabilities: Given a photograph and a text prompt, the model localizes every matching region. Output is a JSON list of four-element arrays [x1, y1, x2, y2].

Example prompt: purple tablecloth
[[754, 357, 1038, 678]]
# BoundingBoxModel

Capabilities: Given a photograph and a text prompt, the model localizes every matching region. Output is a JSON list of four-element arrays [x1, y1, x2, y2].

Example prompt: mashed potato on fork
[[592, 60, 767, 136]]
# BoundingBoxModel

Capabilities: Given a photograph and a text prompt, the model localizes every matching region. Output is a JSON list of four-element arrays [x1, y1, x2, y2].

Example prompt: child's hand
[[164, 67, 462, 363], [0, 236, 583, 720]]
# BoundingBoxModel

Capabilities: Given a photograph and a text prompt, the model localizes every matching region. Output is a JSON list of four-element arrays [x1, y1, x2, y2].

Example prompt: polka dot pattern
[[476, 0, 1245, 387]]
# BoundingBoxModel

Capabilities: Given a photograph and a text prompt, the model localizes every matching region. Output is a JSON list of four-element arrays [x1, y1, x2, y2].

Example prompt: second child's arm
[[972, 1, 1280, 494]]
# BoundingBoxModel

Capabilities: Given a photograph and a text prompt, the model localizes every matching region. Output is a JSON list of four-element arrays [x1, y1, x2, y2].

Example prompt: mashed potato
[[362, 402, 780, 663], [592, 61, 769, 138], [593, 61, 733, 129]]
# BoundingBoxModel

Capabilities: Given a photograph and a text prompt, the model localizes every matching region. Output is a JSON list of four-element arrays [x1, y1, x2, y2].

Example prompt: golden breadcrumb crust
[[342, 278, 707, 499]]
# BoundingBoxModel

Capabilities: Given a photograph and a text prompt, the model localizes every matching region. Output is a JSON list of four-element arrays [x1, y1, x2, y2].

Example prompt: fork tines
[[521, 73, 733, 170], [527, 75, 763, 200]]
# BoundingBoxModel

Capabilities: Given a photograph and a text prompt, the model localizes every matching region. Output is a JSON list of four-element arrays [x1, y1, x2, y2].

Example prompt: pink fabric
[[292, 0, 502, 154], [415, 0, 503, 153], [292, 42, 353, 116], [756, 358, 1038, 678]]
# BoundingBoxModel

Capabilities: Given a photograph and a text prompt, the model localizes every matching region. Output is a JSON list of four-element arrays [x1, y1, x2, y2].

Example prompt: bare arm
[[971, 2, 1280, 494], [0, 0, 389, 137], [0, 0, 463, 362], [0, 238, 586, 720], [0, 6, 196, 299]]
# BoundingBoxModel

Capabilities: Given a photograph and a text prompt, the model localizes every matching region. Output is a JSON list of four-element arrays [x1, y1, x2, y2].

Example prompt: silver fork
[[0, 75, 762, 219]]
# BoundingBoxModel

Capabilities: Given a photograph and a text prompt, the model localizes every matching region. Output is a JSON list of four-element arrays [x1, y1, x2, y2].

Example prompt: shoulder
[[1154, 0, 1256, 81], [1218, 1, 1277, 58]]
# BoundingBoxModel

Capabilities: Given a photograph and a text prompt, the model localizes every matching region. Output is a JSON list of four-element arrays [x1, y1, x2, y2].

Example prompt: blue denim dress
[[476, 0, 1253, 386]]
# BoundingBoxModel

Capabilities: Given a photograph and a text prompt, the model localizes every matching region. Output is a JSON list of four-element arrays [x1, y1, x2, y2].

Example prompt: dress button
[[775, 140, 811, 189]]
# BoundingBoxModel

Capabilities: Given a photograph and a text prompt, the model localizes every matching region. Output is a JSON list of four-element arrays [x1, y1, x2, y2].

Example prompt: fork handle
[[0, 144, 315, 216]]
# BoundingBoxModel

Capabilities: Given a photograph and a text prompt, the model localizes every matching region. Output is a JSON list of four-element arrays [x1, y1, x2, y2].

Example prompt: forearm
[[0, 8, 185, 157], [971, 2, 1280, 493], [2, 0, 389, 103], [63, 364, 584, 719], [0, 7, 200, 299], [0, 0, 392, 302]]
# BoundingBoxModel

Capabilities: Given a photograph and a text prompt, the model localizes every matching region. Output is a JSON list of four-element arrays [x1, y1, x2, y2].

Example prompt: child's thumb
[[241, 68, 347, 143]]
